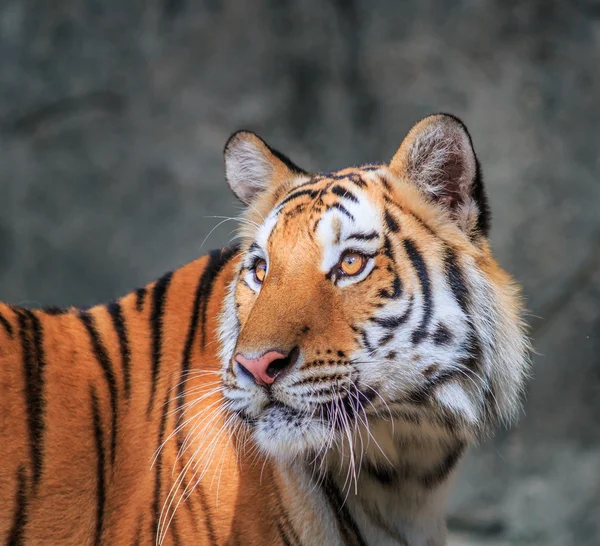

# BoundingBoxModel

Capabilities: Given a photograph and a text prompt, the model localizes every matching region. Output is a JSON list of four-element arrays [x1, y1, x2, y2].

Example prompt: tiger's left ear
[[389, 114, 490, 237], [224, 130, 307, 205]]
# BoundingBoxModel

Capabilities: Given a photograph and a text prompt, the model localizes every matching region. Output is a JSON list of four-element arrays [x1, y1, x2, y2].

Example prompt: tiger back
[[0, 114, 529, 546]]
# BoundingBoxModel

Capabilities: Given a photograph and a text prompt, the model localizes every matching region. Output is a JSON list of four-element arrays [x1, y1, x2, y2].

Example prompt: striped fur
[[0, 114, 529, 545]]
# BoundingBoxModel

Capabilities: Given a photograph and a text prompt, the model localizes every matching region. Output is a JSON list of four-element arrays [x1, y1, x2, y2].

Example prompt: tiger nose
[[235, 348, 298, 386]]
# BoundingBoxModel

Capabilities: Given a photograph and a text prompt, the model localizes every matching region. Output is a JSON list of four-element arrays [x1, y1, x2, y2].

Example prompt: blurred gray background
[[0, 1, 599, 544]]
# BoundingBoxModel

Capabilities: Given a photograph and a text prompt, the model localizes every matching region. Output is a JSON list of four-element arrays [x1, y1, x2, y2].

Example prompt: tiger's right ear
[[224, 131, 307, 205]]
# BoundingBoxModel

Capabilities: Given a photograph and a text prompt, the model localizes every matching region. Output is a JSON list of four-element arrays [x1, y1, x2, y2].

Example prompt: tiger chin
[[0, 113, 529, 546]]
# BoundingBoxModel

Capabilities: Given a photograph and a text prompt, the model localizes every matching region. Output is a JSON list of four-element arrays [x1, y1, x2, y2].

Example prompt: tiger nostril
[[266, 346, 300, 379], [266, 358, 286, 378]]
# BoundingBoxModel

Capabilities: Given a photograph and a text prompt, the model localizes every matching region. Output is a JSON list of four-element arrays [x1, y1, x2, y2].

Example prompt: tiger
[[0, 113, 529, 546]]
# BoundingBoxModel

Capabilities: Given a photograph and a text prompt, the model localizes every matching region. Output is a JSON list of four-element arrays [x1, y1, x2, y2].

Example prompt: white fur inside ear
[[407, 122, 476, 202], [225, 138, 274, 205]]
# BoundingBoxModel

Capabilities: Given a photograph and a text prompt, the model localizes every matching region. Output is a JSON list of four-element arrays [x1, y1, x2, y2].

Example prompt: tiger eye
[[254, 259, 267, 283], [339, 252, 365, 276]]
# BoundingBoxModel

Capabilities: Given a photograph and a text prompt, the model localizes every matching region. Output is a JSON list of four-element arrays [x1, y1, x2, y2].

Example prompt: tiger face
[[219, 115, 529, 467]]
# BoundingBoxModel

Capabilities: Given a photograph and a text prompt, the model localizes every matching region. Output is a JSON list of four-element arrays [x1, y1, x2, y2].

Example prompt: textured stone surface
[[1, 1, 599, 544]]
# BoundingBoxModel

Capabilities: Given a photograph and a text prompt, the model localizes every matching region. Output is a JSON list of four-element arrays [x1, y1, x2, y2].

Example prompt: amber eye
[[254, 259, 267, 283], [339, 251, 366, 276]]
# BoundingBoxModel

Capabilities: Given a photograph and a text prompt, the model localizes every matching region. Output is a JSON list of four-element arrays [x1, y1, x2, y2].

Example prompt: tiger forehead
[[275, 164, 387, 213], [249, 165, 389, 251]]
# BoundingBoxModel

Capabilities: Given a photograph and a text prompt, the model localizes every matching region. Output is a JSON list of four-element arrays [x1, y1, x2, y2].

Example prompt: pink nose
[[235, 351, 288, 386]]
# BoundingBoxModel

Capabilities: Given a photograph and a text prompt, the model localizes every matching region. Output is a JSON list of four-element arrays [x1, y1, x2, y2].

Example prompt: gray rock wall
[[1, 1, 598, 544]]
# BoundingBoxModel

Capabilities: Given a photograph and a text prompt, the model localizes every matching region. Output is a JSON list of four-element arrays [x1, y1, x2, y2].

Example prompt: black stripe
[[381, 235, 394, 260], [41, 306, 68, 315], [329, 202, 355, 221], [176, 248, 237, 442], [384, 198, 440, 239], [172, 253, 237, 509], [378, 174, 393, 193], [170, 511, 182, 546], [28, 310, 47, 484], [461, 329, 483, 373], [176, 269, 207, 439], [402, 239, 433, 344], [378, 273, 402, 299], [347, 230, 379, 241], [407, 369, 460, 405], [277, 189, 319, 209], [0, 309, 13, 337], [132, 514, 144, 546], [17, 309, 46, 490], [359, 328, 375, 356], [80, 311, 119, 465], [321, 474, 367, 546], [280, 513, 301, 546], [196, 483, 218, 545], [273, 481, 303, 546], [419, 441, 465, 488], [90, 386, 106, 546], [7, 465, 28, 546], [432, 323, 453, 345], [363, 460, 397, 486], [331, 185, 359, 203], [371, 297, 413, 329], [348, 173, 367, 188], [379, 332, 395, 345], [152, 390, 170, 544], [148, 271, 173, 415], [135, 287, 147, 312], [384, 209, 400, 233], [106, 301, 132, 401], [277, 521, 294, 546], [357, 497, 409, 545], [444, 248, 483, 375], [229, 522, 242, 546], [444, 247, 469, 313], [484, 382, 500, 424], [199, 246, 239, 348]]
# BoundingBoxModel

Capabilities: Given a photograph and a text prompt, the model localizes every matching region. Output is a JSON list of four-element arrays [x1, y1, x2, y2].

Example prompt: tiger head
[[219, 114, 529, 467]]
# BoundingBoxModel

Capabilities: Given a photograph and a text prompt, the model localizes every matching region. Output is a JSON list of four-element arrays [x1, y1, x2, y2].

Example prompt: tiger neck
[[322, 465, 451, 546], [280, 418, 463, 546], [272, 461, 451, 546]]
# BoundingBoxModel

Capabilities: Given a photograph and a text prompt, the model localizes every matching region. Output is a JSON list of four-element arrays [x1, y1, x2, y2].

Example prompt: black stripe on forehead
[[314, 170, 369, 188], [276, 188, 320, 209], [347, 230, 379, 241], [330, 185, 359, 203], [328, 202, 355, 221], [348, 173, 368, 188]]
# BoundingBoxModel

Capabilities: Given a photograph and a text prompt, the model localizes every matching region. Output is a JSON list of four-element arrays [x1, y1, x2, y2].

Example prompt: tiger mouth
[[243, 392, 367, 426]]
